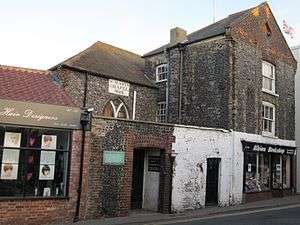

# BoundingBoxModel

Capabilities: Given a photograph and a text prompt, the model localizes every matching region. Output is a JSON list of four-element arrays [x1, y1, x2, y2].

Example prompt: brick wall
[[0, 131, 90, 225], [54, 67, 158, 122], [84, 117, 174, 218]]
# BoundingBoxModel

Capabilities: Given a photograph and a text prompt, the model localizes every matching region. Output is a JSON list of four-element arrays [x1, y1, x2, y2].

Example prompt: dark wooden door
[[131, 150, 145, 209], [205, 158, 220, 206]]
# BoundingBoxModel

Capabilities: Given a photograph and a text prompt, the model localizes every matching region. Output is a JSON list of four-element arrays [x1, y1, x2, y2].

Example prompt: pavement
[[54, 195, 300, 225]]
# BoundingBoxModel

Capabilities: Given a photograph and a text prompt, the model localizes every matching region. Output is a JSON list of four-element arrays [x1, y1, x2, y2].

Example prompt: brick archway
[[120, 132, 174, 215]]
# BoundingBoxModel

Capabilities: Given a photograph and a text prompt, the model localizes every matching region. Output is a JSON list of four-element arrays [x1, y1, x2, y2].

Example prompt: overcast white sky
[[0, 0, 299, 69]]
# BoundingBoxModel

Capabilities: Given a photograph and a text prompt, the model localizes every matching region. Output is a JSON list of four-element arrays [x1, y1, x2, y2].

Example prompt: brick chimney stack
[[170, 27, 187, 46]]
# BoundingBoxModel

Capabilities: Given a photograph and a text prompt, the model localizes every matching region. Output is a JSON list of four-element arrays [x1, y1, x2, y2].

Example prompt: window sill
[[262, 133, 278, 139], [262, 89, 279, 97], [0, 196, 69, 202]]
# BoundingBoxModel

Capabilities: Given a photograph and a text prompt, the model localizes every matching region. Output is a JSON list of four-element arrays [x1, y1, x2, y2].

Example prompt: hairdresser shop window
[[0, 126, 70, 198]]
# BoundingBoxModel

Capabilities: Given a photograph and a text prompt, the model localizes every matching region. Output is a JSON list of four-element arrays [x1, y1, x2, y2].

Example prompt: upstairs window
[[156, 102, 166, 123], [262, 102, 275, 136], [102, 99, 129, 119], [156, 64, 168, 82], [262, 61, 276, 94]]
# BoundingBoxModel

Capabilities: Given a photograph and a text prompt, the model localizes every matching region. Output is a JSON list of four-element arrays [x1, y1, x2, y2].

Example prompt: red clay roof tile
[[0, 65, 76, 107]]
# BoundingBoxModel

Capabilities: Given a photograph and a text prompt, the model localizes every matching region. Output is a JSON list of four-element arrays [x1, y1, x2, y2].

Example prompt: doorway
[[205, 158, 220, 206], [131, 149, 145, 209]]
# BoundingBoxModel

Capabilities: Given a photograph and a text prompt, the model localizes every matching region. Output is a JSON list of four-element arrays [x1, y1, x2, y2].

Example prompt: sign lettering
[[108, 79, 130, 96], [0, 99, 81, 129]]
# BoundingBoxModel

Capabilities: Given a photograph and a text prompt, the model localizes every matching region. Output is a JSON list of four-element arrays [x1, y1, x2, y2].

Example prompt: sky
[[0, 0, 299, 69]]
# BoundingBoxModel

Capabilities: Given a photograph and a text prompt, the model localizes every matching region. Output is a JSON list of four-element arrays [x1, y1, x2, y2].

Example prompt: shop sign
[[103, 151, 125, 165], [242, 141, 296, 155], [0, 99, 81, 130], [148, 156, 161, 172], [108, 79, 130, 96]]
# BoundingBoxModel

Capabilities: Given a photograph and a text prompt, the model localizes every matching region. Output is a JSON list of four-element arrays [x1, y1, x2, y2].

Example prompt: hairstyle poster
[[4, 132, 21, 148], [0, 163, 18, 180], [41, 135, 57, 150], [1, 149, 20, 180], [39, 164, 55, 180]]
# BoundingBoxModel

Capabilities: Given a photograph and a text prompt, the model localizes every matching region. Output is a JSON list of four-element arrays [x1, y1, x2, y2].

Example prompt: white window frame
[[262, 61, 276, 95], [106, 100, 129, 119], [156, 101, 166, 123], [155, 64, 168, 83], [262, 101, 275, 137]]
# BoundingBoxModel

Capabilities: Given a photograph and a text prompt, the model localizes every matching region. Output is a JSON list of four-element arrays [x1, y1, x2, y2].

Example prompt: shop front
[[0, 99, 83, 225], [242, 141, 296, 201]]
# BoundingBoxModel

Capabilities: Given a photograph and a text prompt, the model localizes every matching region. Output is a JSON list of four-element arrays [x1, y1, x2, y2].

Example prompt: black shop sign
[[242, 141, 296, 155]]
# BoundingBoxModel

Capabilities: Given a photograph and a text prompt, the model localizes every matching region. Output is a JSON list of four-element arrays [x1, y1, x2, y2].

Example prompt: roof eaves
[[61, 64, 158, 89]]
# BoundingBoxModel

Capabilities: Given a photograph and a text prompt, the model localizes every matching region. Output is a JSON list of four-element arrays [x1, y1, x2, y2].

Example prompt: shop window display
[[0, 126, 70, 198], [244, 152, 271, 193]]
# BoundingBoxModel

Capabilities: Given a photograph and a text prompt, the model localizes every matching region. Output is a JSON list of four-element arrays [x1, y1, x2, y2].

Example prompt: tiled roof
[[0, 65, 76, 107], [143, 5, 259, 57], [51, 41, 155, 88]]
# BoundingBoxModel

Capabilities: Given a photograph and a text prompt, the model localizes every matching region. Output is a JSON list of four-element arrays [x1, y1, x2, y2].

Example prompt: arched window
[[102, 99, 129, 119]]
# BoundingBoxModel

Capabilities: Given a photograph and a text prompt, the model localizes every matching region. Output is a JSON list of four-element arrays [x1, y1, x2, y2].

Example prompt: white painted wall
[[171, 124, 296, 212], [171, 126, 233, 212], [142, 150, 160, 211]]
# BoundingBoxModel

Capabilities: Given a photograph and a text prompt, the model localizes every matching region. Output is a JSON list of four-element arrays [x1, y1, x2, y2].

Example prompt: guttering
[[74, 72, 88, 222], [178, 44, 185, 124]]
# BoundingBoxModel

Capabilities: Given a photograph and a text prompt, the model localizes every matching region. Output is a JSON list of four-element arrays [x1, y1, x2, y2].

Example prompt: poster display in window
[[41, 135, 57, 149], [1, 133, 20, 180], [39, 135, 57, 180], [4, 132, 21, 148], [39, 151, 56, 180]]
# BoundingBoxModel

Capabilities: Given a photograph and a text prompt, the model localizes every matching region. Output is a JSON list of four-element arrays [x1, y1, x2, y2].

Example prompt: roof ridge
[[0, 64, 49, 75], [95, 41, 142, 58]]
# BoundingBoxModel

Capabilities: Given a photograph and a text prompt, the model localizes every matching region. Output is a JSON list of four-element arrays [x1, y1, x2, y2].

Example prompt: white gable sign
[[108, 79, 130, 96]]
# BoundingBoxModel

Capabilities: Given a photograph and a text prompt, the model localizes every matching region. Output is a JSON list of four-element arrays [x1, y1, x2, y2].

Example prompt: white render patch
[[171, 126, 233, 212], [171, 125, 296, 212]]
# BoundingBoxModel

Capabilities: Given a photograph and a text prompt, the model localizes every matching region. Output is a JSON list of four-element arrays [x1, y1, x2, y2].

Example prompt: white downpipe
[[132, 91, 137, 120]]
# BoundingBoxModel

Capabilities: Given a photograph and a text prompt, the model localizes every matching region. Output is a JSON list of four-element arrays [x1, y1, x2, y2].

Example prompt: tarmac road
[[146, 205, 300, 225]]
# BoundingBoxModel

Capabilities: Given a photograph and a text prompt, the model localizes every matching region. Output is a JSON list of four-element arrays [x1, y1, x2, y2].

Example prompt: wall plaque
[[108, 79, 130, 96], [148, 156, 161, 172], [0, 99, 81, 130], [103, 151, 125, 165]]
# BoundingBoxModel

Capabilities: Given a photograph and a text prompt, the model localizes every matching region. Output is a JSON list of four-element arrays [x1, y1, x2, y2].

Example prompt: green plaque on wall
[[103, 151, 125, 165]]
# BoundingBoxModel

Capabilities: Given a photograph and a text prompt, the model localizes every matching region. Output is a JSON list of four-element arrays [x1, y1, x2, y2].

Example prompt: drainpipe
[[166, 49, 170, 123], [132, 90, 137, 120], [74, 73, 88, 222], [178, 44, 184, 124]]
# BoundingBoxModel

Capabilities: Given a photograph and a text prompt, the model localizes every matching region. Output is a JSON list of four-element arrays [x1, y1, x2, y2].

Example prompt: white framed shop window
[[262, 61, 276, 95], [156, 102, 166, 123], [155, 64, 168, 82], [262, 101, 275, 137]]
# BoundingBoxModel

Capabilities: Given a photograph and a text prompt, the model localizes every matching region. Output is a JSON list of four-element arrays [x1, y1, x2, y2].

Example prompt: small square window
[[156, 64, 168, 82]]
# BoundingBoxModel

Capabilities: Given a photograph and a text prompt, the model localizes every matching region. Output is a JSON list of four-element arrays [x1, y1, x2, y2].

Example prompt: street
[[145, 205, 300, 225]]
